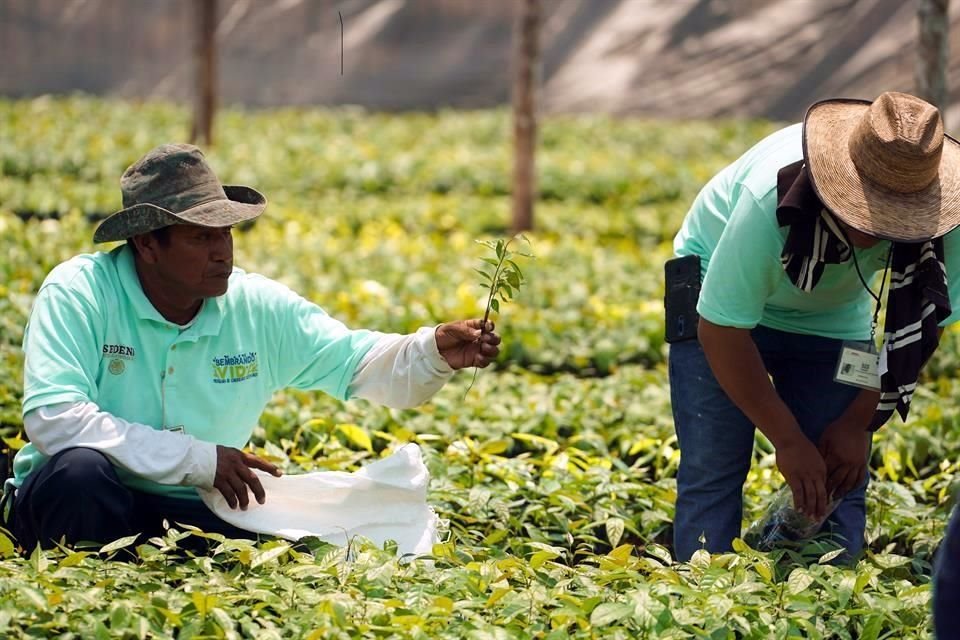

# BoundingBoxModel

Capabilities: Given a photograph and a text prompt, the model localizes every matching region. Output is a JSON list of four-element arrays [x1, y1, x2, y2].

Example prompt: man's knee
[[14, 448, 136, 550], [677, 452, 751, 495], [41, 448, 120, 494], [25, 448, 130, 513]]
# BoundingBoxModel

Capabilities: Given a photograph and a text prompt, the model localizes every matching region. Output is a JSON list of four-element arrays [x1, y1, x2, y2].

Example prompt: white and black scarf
[[776, 161, 951, 430]]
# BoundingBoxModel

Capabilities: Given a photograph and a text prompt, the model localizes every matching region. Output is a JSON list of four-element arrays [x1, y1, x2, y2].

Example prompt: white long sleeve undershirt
[[349, 326, 455, 409], [22, 327, 455, 490]]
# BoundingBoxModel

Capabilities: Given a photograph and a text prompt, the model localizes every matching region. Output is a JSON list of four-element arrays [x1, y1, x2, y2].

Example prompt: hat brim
[[93, 185, 267, 243], [803, 98, 960, 242]]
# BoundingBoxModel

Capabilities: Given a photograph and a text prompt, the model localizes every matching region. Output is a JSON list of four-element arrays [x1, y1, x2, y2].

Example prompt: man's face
[[147, 224, 234, 299]]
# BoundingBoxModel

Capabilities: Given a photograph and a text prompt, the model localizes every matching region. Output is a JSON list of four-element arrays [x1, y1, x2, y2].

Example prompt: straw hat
[[93, 143, 266, 243], [803, 91, 960, 242]]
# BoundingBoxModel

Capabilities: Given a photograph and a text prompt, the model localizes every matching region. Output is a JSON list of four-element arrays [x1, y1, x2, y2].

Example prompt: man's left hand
[[818, 417, 871, 499], [436, 320, 501, 370]]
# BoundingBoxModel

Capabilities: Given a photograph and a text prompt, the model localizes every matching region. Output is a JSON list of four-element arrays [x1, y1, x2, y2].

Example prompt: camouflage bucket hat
[[93, 143, 266, 243]]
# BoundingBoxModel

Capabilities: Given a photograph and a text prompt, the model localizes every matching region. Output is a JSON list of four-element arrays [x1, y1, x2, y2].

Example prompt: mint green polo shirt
[[13, 245, 380, 498], [674, 123, 960, 338]]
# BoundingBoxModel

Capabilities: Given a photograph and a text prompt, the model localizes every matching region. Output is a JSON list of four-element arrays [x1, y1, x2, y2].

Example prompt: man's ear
[[131, 232, 161, 264]]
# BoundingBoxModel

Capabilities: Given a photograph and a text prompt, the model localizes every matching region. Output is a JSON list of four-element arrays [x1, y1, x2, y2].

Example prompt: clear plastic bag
[[745, 485, 841, 551]]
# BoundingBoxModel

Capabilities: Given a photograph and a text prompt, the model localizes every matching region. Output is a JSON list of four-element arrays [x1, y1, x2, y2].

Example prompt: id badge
[[834, 341, 880, 390]]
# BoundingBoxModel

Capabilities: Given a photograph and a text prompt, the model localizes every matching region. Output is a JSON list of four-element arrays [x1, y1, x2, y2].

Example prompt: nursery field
[[0, 97, 958, 638]]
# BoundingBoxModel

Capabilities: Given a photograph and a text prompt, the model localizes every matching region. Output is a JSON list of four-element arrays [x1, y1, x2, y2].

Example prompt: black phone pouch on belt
[[664, 254, 702, 344]]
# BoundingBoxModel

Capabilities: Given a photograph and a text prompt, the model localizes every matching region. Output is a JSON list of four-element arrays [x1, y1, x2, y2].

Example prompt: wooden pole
[[916, 0, 950, 121], [511, 0, 540, 233], [191, 0, 218, 145]]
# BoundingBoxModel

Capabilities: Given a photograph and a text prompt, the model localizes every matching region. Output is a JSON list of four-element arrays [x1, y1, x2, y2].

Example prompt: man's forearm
[[697, 318, 807, 448], [24, 402, 217, 487], [348, 327, 455, 408], [837, 388, 880, 430]]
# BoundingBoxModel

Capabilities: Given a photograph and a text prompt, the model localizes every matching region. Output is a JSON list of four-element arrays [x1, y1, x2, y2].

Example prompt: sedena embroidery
[[102, 343, 135, 375], [102, 344, 136, 359]]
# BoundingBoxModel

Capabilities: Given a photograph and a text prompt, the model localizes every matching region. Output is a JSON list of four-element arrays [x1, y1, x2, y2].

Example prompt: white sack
[[198, 444, 439, 556]]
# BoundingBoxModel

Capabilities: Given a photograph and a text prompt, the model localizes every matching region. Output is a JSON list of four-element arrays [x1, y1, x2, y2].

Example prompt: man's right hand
[[214, 445, 283, 510], [775, 437, 828, 521]]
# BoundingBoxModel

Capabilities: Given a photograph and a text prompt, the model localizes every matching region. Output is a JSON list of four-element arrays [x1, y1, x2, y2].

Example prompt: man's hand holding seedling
[[436, 320, 501, 369]]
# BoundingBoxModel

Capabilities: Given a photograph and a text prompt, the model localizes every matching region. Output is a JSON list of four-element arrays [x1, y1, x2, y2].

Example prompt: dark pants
[[669, 325, 867, 562], [11, 447, 256, 552], [935, 507, 960, 639]]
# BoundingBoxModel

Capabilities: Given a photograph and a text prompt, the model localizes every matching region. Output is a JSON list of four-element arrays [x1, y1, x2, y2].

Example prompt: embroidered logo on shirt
[[102, 344, 136, 359], [212, 351, 259, 384], [103, 344, 135, 375]]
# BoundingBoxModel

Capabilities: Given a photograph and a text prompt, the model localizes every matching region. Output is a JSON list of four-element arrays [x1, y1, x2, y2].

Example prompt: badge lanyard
[[834, 243, 893, 390], [851, 243, 894, 350]]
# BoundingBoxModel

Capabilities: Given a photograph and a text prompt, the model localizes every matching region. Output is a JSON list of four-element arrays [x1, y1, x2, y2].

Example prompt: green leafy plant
[[465, 235, 533, 395], [476, 236, 532, 327]]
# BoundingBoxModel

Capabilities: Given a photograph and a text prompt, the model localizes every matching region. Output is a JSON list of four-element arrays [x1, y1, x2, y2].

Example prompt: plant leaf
[[605, 517, 625, 548], [473, 268, 493, 282], [0, 532, 16, 559], [336, 424, 373, 452], [100, 534, 140, 555], [590, 602, 633, 626], [818, 548, 846, 564], [3, 433, 27, 451], [786, 569, 814, 595], [251, 543, 292, 568]]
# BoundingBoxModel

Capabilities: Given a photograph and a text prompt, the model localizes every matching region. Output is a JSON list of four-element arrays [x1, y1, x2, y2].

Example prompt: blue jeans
[[934, 507, 960, 639], [669, 325, 868, 562]]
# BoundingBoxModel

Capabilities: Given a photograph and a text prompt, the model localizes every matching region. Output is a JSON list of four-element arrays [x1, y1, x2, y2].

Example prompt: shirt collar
[[114, 244, 226, 339]]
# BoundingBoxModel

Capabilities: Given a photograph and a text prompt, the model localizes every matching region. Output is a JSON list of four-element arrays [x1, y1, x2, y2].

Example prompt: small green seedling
[[464, 235, 533, 396]]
